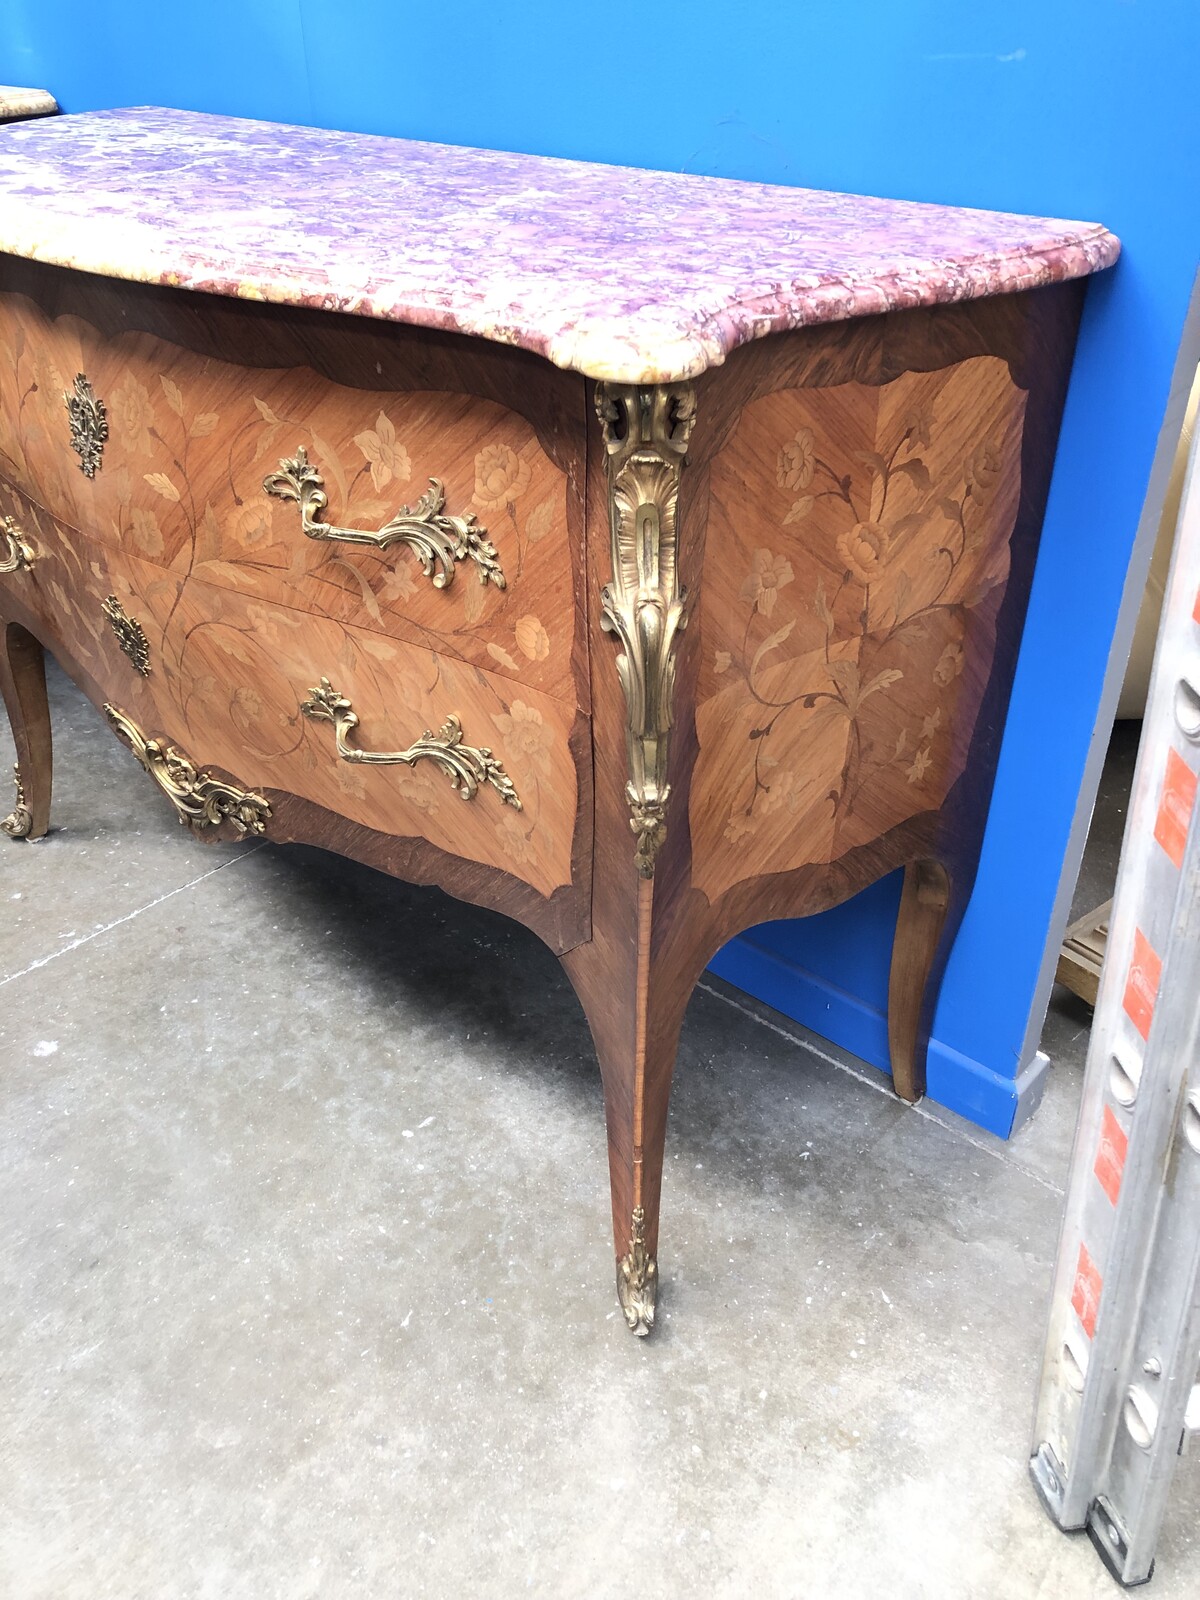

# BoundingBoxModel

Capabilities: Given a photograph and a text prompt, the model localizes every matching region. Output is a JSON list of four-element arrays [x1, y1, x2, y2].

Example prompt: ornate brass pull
[[264, 447, 505, 591], [0, 515, 36, 574], [104, 704, 272, 836], [300, 677, 521, 809]]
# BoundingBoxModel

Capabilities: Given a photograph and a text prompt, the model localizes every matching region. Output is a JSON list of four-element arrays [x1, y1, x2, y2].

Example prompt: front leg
[[566, 379, 698, 1332], [1, 619, 52, 840], [564, 878, 695, 1336]]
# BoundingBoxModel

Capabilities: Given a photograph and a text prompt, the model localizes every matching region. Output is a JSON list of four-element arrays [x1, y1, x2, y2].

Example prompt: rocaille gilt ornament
[[0, 766, 33, 840], [264, 446, 505, 591], [104, 704, 272, 836], [0, 514, 36, 573], [595, 382, 696, 877], [616, 1206, 658, 1336], [101, 595, 152, 676], [64, 373, 108, 478], [300, 677, 522, 808]]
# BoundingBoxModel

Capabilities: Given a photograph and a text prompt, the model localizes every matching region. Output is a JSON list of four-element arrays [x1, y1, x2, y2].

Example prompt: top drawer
[[0, 286, 582, 707]]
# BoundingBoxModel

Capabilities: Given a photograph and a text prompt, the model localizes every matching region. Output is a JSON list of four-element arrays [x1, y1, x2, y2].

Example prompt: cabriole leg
[[0, 620, 52, 841], [566, 878, 692, 1338], [887, 858, 951, 1102]]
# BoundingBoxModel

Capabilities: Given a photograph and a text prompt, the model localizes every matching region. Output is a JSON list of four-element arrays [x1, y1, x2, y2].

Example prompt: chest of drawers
[[0, 108, 1117, 1334]]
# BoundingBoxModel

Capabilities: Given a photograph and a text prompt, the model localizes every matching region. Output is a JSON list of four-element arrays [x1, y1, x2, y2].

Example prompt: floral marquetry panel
[[691, 355, 1027, 904], [117, 555, 580, 899], [0, 291, 578, 707], [0, 468, 579, 900]]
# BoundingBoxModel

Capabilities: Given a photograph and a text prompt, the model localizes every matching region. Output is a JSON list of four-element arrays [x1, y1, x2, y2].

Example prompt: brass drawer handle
[[104, 704, 272, 836], [300, 677, 522, 809], [264, 446, 505, 591], [0, 515, 36, 574]]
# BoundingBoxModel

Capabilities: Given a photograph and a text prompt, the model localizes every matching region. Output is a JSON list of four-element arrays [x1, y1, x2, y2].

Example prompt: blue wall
[[4, 3, 1199, 1133]]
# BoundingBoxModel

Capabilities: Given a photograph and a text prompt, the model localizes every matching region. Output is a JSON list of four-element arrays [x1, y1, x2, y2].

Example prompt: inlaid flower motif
[[934, 641, 965, 684], [353, 412, 411, 492], [228, 495, 273, 548], [395, 768, 439, 814], [965, 441, 1002, 500], [229, 685, 264, 737], [492, 700, 553, 775], [334, 760, 368, 801], [740, 548, 795, 616], [474, 444, 532, 509], [713, 649, 732, 675], [494, 809, 535, 864], [906, 746, 932, 785], [777, 429, 815, 491], [379, 562, 417, 605], [836, 521, 891, 584], [130, 507, 163, 558], [514, 614, 550, 661], [759, 768, 799, 815], [245, 604, 302, 650], [724, 808, 755, 845], [902, 406, 934, 450], [111, 374, 156, 456]]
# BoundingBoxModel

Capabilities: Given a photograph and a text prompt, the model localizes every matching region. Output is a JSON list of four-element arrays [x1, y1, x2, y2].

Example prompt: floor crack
[[0, 845, 264, 988]]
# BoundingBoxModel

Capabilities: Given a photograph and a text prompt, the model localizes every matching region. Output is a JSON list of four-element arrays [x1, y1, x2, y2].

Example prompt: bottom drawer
[[0, 479, 585, 906]]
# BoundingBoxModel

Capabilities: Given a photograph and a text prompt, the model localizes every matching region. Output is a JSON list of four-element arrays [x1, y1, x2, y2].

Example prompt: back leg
[[887, 858, 951, 1102], [1, 620, 52, 840]]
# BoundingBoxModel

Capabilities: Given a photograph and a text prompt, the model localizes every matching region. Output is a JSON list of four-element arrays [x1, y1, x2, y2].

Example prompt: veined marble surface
[[0, 107, 1118, 383], [0, 86, 58, 123]]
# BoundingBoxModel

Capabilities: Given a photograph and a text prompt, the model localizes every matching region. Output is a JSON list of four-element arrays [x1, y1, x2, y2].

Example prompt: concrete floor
[[1, 666, 1197, 1600]]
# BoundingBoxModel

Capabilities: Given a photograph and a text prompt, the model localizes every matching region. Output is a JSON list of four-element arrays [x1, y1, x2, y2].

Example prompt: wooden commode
[[0, 108, 1118, 1333]]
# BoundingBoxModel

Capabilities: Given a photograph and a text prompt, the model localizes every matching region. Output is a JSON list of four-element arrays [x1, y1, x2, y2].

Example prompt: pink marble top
[[0, 107, 1118, 384], [0, 86, 57, 123]]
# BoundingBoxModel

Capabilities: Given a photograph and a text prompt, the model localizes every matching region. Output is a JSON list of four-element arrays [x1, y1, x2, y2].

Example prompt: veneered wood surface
[[693, 354, 1025, 901], [0, 288, 580, 707], [0, 252, 1087, 1315], [565, 283, 1085, 1261], [888, 859, 952, 1101], [0, 617, 51, 837], [0, 472, 592, 945]]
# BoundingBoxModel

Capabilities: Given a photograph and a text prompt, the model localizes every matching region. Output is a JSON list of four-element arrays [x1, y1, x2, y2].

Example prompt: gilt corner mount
[[595, 381, 697, 879]]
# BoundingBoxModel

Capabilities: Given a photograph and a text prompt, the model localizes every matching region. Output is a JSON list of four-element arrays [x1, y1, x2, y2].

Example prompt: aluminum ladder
[[1030, 404, 1200, 1587]]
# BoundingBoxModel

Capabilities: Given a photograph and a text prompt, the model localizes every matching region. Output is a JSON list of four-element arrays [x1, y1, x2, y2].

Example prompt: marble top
[[0, 86, 58, 123], [0, 107, 1119, 384]]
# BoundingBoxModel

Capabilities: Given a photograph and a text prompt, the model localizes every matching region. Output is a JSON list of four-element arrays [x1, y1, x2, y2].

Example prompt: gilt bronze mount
[[104, 704, 271, 836], [0, 514, 36, 574], [595, 382, 696, 877], [64, 373, 108, 478], [264, 446, 505, 590], [0, 766, 33, 840], [300, 677, 521, 809], [102, 595, 151, 676], [616, 1206, 658, 1336]]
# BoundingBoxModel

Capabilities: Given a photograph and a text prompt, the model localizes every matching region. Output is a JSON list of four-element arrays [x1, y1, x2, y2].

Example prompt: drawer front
[[0, 476, 584, 904], [0, 288, 581, 707]]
